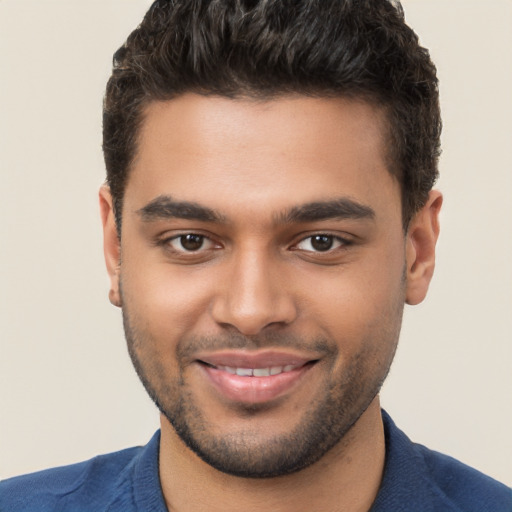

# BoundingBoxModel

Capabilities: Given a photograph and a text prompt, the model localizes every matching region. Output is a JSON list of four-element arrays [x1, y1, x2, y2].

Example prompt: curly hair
[[103, 0, 441, 232]]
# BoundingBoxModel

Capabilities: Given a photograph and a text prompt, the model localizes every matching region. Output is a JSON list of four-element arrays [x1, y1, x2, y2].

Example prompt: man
[[1, 0, 510, 510]]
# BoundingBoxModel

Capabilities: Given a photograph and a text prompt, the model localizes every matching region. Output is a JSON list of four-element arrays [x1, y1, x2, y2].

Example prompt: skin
[[100, 94, 442, 511]]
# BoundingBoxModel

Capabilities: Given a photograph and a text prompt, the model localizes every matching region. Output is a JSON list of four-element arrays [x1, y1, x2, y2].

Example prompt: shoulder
[[0, 446, 143, 512], [375, 410, 512, 512], [415, 443, 512, 511]]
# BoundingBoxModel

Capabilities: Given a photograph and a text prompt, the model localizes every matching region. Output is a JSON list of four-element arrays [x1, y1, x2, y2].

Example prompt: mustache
[[177, 332, 338, 361]]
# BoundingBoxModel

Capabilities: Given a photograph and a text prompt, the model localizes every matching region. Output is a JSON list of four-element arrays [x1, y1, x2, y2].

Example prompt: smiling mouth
[[196, 358, 318, 404]]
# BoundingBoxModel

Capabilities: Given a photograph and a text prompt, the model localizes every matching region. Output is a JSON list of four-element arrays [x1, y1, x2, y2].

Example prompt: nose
[[211, 248, 298, 335]]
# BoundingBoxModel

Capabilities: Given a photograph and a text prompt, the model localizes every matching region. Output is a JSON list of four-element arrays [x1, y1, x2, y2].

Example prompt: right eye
[[166, 234, 215, 252]]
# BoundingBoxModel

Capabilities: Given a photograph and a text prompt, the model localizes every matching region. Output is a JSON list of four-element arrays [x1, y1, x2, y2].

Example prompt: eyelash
[[164, 233, 218, 253], [158, 232, 352, 256], [293, 234, 351, 253]]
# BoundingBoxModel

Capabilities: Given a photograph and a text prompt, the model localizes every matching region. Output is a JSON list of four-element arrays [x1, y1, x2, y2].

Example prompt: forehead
[[126, 94, 399, 221]]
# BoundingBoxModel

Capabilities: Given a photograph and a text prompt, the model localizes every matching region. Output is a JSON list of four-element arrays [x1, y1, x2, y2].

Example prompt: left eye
[[295, 235, 344, 252], [167, 234, 215, 252]]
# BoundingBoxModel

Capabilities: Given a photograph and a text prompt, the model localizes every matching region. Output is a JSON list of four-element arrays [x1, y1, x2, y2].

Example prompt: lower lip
[[199, 363, 313, 404]]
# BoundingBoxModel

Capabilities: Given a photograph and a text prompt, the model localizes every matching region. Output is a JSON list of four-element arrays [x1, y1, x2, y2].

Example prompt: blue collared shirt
[[1, 411, 511, 511]]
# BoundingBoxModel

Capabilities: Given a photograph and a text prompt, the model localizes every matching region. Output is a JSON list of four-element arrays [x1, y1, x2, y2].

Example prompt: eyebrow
[[137, 195, 225, 223], [278, 198, 375, 224], [137, 195, 375, 225]]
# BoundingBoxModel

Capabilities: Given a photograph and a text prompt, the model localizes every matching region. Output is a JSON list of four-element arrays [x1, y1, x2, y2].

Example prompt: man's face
[[103, 94, 413, 477]]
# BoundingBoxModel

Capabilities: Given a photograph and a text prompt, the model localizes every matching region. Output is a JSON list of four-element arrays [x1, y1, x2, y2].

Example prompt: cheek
[[300, 246, 406, 347], [120, 256, 215, 341]]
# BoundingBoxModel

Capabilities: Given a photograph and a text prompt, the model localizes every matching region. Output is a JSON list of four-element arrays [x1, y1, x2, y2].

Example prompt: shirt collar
[[370, 410, 459, 512], [132, 430, 168, 512], [129, 412, 461, 512]]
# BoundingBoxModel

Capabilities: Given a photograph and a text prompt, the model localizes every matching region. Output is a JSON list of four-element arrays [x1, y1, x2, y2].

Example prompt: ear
[[99, 185, 122, 308], [405, 190, 443, 305]]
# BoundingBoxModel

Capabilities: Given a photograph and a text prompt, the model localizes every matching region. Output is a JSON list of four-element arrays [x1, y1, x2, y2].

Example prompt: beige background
[[1, 0, 511, 485]]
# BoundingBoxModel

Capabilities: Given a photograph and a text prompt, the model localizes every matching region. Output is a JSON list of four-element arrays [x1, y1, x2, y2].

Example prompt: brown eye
[[181, 234, 204, 251], [295, 234, 347, 253], [310, 235, 334, 252], [168, 234, 213, 252]]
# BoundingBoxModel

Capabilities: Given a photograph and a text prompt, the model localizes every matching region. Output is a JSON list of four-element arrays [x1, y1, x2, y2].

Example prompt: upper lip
[[196, 350, 319, 369]]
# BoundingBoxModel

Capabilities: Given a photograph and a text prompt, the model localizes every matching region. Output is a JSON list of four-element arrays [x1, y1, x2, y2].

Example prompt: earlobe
[[405, 190, 443, 305], [99, 185, 122, 308]]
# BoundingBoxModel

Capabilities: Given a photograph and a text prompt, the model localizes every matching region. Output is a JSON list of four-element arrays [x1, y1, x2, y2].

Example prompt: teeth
[[236, 368, 253, 376], [217, 364, 300, 377], [253, 368, 271, 377]]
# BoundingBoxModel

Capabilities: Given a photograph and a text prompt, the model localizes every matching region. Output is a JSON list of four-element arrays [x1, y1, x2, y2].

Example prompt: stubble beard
[[122, 309, 402, 479]]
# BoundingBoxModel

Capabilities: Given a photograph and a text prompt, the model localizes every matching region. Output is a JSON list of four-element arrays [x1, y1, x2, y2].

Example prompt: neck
[[159, 398, 385, 512]]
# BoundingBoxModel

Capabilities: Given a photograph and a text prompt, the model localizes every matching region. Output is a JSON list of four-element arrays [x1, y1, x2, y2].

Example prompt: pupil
[[181, 234, 204, 251], [311, 235, 333, 251]]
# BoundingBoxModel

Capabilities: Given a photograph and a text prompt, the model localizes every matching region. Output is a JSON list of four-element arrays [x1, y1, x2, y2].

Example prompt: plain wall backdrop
[[1, 0, 511, 485]]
